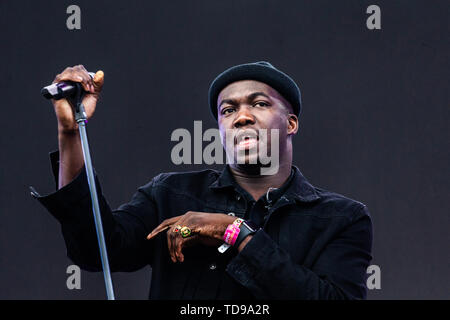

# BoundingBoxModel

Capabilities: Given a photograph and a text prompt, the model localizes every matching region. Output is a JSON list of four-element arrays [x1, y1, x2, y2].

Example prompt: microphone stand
[[71, 83, 115, 300]]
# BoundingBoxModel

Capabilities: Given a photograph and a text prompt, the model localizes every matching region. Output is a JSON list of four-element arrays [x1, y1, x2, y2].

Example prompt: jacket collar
[[209, 165, 320, 203], [286, 166, 321, 203]]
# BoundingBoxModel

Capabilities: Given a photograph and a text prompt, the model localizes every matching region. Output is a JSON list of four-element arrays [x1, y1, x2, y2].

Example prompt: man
[[31, 61, 373, 299]]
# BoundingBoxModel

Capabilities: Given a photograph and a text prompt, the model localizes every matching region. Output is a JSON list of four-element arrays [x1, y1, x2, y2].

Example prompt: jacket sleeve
[[30, 150, 159, 272], [225, 205, 373, 299]]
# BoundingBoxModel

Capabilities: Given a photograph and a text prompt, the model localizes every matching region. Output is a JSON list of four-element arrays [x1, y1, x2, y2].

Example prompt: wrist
[[215, 214, 238, 240], [58, 128, 79, 137], [218, 215, 255, 254], [57, 121, 79, 135], [237, 235, 253, 252], [234, 220, 258, 248]]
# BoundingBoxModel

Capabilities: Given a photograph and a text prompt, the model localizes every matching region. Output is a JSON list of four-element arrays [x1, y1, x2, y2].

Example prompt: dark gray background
[[0, 0, 448, 299]]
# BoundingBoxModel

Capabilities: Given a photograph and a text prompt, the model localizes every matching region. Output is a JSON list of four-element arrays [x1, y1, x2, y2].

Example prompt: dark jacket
[[31, 151, 373, 300]]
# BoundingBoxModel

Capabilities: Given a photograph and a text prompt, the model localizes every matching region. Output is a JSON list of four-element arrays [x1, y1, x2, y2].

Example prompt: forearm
[[226, 231, 350, 299], [227, 213, 372, 300], [57, 129, 84, 189], [40, 166, 155, 272]]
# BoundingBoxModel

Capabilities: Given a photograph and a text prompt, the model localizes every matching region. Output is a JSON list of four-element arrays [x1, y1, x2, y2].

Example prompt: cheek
[[266, 114, 288, 134], [263, 115, 289, 146], [218, 126, 232, 149]]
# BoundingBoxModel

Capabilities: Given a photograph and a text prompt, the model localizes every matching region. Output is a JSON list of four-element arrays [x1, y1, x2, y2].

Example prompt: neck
[[229, 161, 292, 201]]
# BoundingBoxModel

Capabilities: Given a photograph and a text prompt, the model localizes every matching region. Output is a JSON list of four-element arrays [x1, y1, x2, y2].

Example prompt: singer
[[32, 62, 373, 299]]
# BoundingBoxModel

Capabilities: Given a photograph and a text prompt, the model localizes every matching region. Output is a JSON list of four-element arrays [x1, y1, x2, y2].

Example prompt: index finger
[[54, 67, 91, 92], [146, 215, 182, 240], [146, 225, 170, 240]]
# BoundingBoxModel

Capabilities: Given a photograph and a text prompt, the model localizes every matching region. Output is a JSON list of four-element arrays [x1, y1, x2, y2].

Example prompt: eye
[[254, 101, 270, 107], [221, 107, 235, 115]]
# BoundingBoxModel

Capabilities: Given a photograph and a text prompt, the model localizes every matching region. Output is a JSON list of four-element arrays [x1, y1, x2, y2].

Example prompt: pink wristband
[[223, 224, 240, 246]]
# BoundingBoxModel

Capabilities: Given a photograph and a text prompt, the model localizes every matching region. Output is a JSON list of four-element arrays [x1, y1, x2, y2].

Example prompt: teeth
[[237, 137, 257, 147], [236, 132, 258, 144]]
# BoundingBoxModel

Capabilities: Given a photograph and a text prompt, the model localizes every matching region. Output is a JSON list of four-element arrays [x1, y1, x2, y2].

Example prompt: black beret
[[208, 61, 302, 120]]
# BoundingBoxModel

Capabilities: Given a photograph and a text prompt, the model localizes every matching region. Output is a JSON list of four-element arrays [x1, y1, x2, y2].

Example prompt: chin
[[232, 153, 262, 171], [233, 162, 262, 175], [234, 149, 258, 164]]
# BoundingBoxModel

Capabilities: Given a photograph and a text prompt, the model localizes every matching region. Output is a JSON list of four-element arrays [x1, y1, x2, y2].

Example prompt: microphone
[[41, 72, 95, 100]]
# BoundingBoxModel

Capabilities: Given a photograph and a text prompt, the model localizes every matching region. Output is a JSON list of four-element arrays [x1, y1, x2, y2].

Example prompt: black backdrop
[[0, 0, 448, 299]]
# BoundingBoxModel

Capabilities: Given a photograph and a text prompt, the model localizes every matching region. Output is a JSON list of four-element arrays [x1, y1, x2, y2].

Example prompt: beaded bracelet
[[232, 218, 244, 228]]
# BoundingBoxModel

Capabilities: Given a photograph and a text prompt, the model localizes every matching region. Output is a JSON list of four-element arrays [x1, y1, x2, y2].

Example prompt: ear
[[287, 114, 299, 135]]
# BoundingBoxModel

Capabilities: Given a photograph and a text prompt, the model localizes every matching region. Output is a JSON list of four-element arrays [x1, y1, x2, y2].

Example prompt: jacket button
[[209, 263, 217, 270]]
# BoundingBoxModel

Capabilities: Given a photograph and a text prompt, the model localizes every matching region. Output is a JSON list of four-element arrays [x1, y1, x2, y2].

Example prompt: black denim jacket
[[31, 151, 373, 300]]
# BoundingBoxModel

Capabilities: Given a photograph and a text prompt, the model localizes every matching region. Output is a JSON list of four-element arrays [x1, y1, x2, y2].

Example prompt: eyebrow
[[219, 92, 271, 108]]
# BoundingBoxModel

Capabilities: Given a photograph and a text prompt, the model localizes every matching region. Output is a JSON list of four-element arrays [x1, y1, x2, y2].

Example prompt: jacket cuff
[[225, 229, 275, 288], [30, 150, 100, 224]]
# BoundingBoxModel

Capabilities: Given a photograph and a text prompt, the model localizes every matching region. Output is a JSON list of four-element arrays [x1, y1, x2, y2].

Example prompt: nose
[[233, 106, 255, 128]]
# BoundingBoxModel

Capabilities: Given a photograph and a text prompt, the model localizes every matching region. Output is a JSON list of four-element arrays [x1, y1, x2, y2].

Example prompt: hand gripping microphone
[[41, 72, 95, 100]]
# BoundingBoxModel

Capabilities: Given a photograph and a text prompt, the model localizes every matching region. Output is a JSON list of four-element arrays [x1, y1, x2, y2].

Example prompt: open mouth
[[235, 130, 259, 149], [237, 137, 258, 149]]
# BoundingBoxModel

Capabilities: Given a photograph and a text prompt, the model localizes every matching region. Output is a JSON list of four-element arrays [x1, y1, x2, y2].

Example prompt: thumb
[[92, 70, 104, 90]]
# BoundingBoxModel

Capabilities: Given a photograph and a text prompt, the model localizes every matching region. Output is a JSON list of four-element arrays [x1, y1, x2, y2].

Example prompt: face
[[217, 80, 298, 172]]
